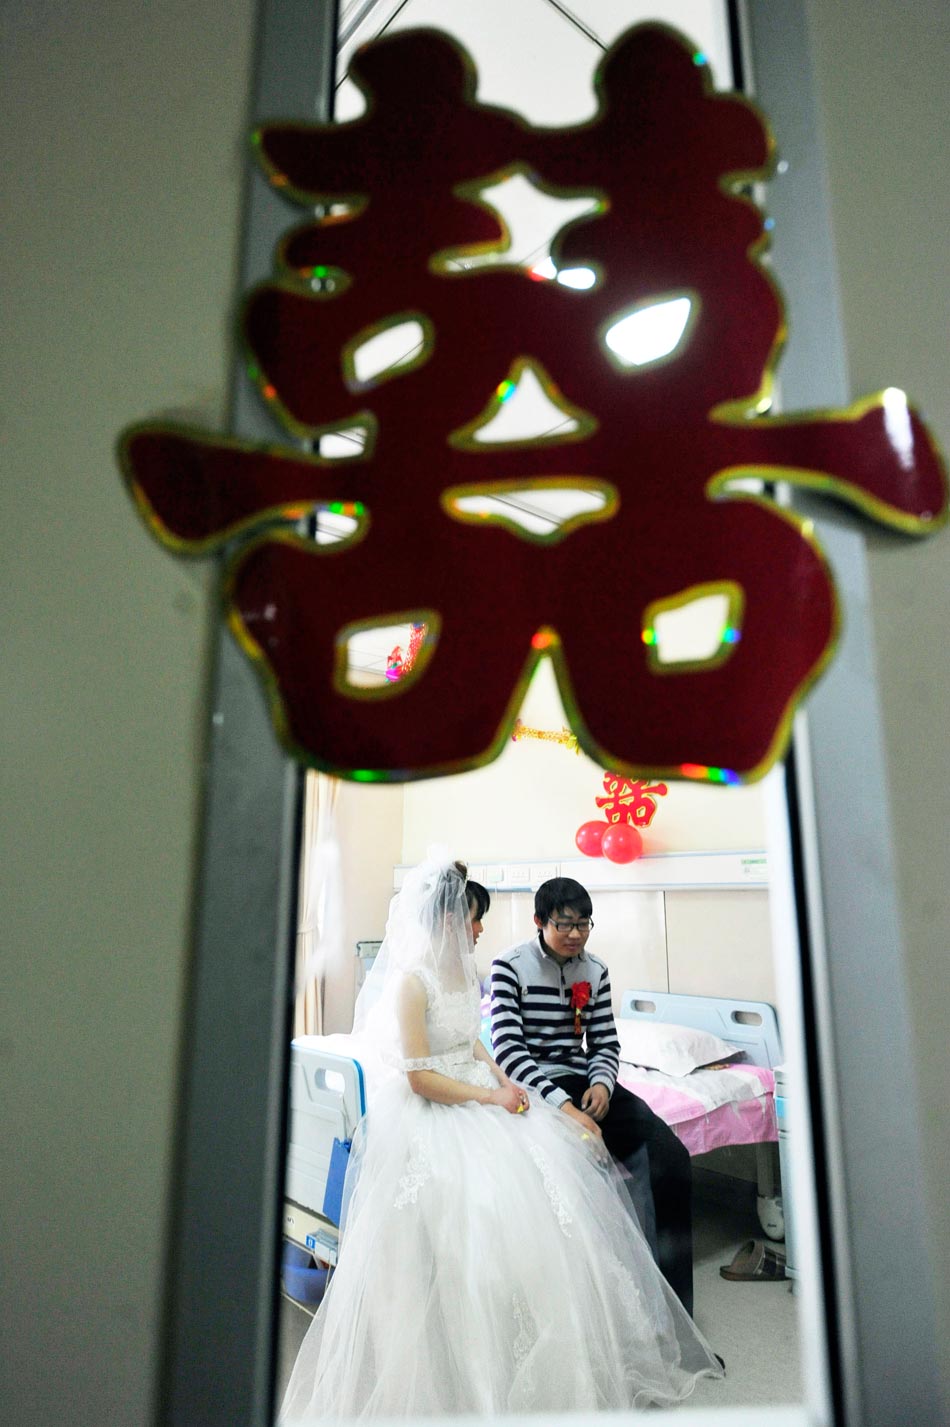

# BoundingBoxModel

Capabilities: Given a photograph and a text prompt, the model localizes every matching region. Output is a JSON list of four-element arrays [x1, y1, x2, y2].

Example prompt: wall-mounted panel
[[665, 888, 776, 1004]]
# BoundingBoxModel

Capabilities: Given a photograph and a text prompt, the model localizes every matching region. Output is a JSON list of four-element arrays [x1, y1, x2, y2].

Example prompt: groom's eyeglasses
[[549, 918, 593, 934]]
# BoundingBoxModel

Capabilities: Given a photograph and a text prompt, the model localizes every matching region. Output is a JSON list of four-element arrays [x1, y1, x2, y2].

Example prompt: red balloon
[[601, 822, 643, 864], [575, 820, 608, 857]]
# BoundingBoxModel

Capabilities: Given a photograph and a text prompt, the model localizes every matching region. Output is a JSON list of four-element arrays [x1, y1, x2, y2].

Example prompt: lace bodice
[[401, 972, 493, 1088], [421, 971, 481, 1052]]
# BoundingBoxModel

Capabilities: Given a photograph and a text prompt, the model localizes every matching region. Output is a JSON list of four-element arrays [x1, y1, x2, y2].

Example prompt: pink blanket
[[617, 1061, 777, 1157]]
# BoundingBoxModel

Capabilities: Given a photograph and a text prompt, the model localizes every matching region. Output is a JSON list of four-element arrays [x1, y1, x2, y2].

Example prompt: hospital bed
[[617, 990, 784, 1236], [281, 990, 784, 1266], [282, 1040, 366, 1267]]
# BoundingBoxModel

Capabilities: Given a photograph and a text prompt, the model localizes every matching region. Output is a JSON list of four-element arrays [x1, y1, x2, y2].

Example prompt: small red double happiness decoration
[[120, 25, 947, 785], [577, 772, 669, 863]]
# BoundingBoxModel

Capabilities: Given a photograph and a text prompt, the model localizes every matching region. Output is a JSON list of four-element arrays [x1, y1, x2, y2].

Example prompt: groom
[[489, 876, 694, 1315]]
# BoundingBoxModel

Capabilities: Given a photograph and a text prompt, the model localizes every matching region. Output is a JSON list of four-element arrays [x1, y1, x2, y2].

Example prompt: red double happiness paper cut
[[119, 25, 947, 784]]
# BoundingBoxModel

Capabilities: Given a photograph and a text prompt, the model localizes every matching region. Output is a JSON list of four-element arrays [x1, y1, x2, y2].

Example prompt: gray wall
[[1, 2, 254, 1423], [805, 0, 950, 1397], [2, 1, 947, 1423]]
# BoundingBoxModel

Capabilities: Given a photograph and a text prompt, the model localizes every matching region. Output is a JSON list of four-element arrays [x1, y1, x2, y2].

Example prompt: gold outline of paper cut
[[447, 356, 599, 452], [221, 530, 397, 778], [699, 36, 784, 380], [430, 167, 514, 273], [224, 569, 572, 783], [709, 389, 950, 536], [528, 20, 779, 198], [432, 160, 607, 277], [241, 277, 383, 444], [332, 608, 443, 702], [117, 420, 373, 559], [598, 289, 701, 374], [274, 203, 369, 291], [580, 19, 785, 424], [251, 124, 371, 215], [250, 29, 502, 230], [341, 309, 436, 393], [277, 258, 354, 301], [700, 170, 789, 425], [222, 520, 837, 786], [533, 515, 840, 787], [441, 476, 618, 547], [641, 580, 746, 676]]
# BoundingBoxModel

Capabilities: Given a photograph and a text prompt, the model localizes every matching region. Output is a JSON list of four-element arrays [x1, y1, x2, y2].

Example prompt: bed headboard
[[285, 1040, 366, 1220], [618, 990, 783, 1070]]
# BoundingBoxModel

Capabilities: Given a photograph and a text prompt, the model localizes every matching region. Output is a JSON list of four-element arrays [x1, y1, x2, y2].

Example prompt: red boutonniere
[[570, 981, 592, 1035]]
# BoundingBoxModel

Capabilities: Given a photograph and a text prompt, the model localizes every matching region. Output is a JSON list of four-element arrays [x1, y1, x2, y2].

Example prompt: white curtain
[[293, 771, 341, 1037]]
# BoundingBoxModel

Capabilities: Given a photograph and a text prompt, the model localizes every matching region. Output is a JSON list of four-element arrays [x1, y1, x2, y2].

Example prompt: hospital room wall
[[396, 658, 776, 1012], [401, 661, 769, 861], [323, 653, 775, 1032], [321, 670, 776, 1034], [467, 888, 775, 1006]]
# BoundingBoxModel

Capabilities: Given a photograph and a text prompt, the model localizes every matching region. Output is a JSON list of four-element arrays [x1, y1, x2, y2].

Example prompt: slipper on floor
[[720, 1238, 787, 1282]]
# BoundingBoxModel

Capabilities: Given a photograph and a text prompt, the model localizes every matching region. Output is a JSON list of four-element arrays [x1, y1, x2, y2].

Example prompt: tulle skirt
[[279, 1075, 723, 1420]]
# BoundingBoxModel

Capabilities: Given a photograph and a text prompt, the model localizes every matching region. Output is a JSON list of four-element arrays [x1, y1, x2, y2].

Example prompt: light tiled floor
[[683, 1194, 802, 1410]]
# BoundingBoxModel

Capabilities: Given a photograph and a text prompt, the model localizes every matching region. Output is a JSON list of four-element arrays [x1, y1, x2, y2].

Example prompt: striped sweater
[[490, 936, 620, 1108]]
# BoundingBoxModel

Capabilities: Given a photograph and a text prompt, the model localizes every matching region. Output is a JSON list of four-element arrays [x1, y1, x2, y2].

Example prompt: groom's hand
[[581, 1083, 610, 1122], [560, 1101, 602, 1138]]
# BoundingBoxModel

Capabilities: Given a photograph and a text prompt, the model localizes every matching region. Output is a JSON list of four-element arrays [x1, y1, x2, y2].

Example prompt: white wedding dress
[[278, 968, 723, 1420]]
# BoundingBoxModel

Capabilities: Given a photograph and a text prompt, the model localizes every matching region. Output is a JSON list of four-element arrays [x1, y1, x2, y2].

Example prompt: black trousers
[[554, 1075, 694, 1316]]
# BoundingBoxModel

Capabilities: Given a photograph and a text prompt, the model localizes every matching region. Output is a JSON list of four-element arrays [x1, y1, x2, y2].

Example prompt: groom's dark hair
[[534, 877, 592, 922]]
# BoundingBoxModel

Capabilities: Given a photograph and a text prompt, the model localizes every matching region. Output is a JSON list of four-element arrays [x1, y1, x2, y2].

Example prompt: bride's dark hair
[[466, 879, 491, 921]]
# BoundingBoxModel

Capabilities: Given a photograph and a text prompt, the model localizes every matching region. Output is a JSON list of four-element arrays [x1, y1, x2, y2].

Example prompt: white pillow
[[615, 1018, 741, 1077]]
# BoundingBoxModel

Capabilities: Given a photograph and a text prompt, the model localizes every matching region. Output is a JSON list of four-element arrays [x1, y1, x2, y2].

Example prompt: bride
[[278, 853, 723, 1420]]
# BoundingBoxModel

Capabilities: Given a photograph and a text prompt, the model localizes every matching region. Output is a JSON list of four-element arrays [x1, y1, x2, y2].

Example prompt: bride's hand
[[489, 1083, 529, 1115]]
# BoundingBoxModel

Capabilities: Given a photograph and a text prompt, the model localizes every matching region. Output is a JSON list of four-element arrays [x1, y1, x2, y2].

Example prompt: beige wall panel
[[589, 889, 670, 1010], [473, 891, 538, 981], [473, 889, 667, 1011], [665, 890, 776, 1005]]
